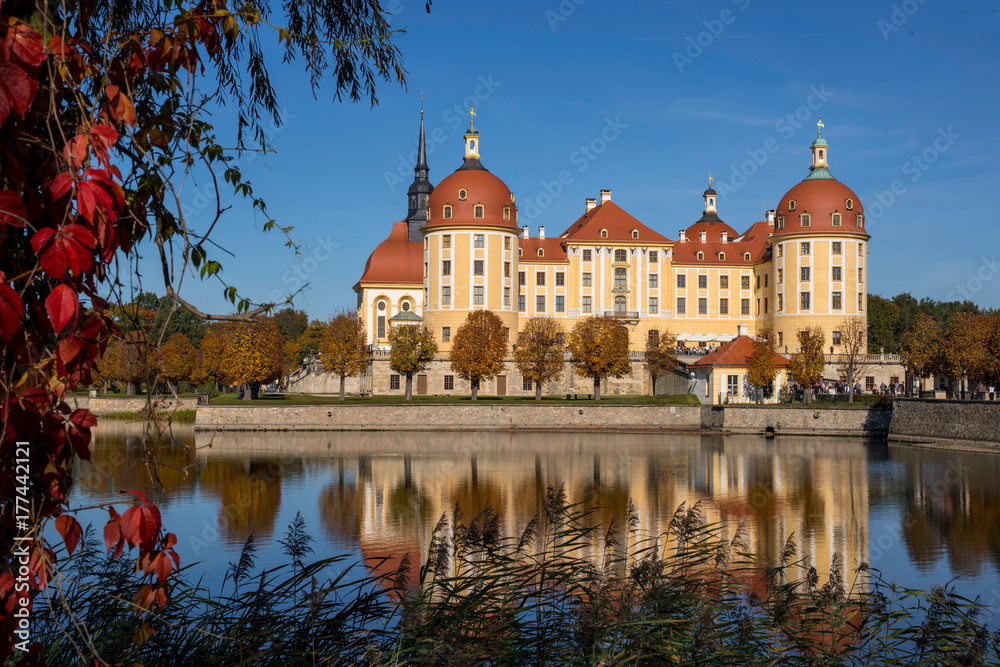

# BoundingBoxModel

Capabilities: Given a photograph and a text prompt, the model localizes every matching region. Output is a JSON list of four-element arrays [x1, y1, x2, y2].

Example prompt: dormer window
[[856, 214, 864, 228], [631, 230, 639, 239], [459, 189, 468, 201], [832, 213, 842, 227], [846, 198, 853, 210], [443, 205, 452, 219], [697, 251, 704, 261], [600, 229, 608, 238], [788, 200, 796, 211], [718, 252, 726, 261], [518, 247, 522, 256], [537, 248, 544, 257], [474, 205, 484, 219], [503, 206, 510, 221], [800, 213, 811, 228], [743, 252, 751, 261]]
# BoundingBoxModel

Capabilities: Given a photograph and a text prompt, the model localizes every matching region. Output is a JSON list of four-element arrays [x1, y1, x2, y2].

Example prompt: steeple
[[697, 173, 723, 223], [805, 116, 834, 181], [406, 101, 434, 242], [457, 104, 487, 171]]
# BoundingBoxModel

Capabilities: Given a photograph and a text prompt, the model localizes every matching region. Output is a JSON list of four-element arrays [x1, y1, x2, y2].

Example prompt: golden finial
[[470, 104, 476, 126], [708, 172, 713, 187], [817, 116, 824, 136]]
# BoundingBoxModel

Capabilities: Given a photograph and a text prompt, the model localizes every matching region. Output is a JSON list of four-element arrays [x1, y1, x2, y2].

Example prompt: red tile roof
[[559, 201, 672, 244], [672, 220, 771, 265], [357, 222, 423, 285], [773, 178, 869, 239], [518, 237, 568, 262], [689, 336, 791, 368]]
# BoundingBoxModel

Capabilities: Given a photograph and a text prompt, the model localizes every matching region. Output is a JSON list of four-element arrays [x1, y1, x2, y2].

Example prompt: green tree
[[567, 316, 631, 401], [389, 326, 438, 401], [745, 330, 778, 404], [451, 310, 509, 401], [514, 317, 564, 400], [320, 311, 368, 400], [273, 308, 310, 342], [867, 294, 900, 353], [789, 327, 825, 403], [643, 329, 677, 396]]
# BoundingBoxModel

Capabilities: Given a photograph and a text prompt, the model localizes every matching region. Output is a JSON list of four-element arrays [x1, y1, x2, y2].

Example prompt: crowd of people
[[675, 345, 718, 358], [788, 379, 905, 399]]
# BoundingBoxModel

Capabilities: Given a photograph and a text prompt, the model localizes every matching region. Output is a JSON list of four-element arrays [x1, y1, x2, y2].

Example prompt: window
[[474, 205, 484, 219], [518, 294, 525, 312], [504, 236, 511, 250], [442, 260, 451, 276], [614, 295, 627, 314], [504, 261, 510, 278], [556, 272, 565, 286], [697, 252, 704, 261], [601, 229, 608, 238], [741, 299, 750, 315], [582, 272, 592, 287], [859, 293, 864, 311], [503, 207, 511, 221], [504, 327, 510, 342], [443, 205, 452, 219], [614, 267, 627, 288], [720, 298, 729, 315], [832, 266, 842, 281], [442, 327, 451, 342], [474, 286, 484, 305], [459, 189, 467, 200], [800, 267, 810, 282], [522, 377, 533, 391], [390, 374, 400, 390], [800, 213, 811, 228], [474, 260, 484, 276], [727, 375, 739, 396], [649, 274, 658, 288], [536, 295, 545, 312], [756, 298, 760, 315], [442, 286, 451, 305], [765, 274, 768, 288], [474, 234, 484, 248], [615, 249, 627, 262], [741, 276, 750, 290], [518, 271, 525, 286], [698, 298, 707, 315], [649, 297, 658, 314], [504, 287, 510, 306], [583, 249, 592, 261], [537, 248, 544, 257], [866, 376, 876, 392], [832, 330, 842, 345], [859, 244, 864, 256], [649, 250, 658, 263], [778, 269, 783, 283], [778, 294, 783, 311], [536, 272, 546, 286], [555, 295, 565, 312], [777, 215, 785, 230], [778, 244, 784, 258], [677, 275, 686, 289], [832, 213, 841, 227], [859, 268, 864, 283], [444, 375, 454, 390], [801, 242, 810, 255], [800, 291, 811, 309], [377, 316, 386, 338], [582, 296, 591, 313], [756, 275, 760, 290], [764, 297, 768, 313], [846, 198, 854, 210], [890, 375, 899, 385], [698, 275, 707, 289], [648, 329, 659, 345], [778, 332, 784, 347], [443, 235, 451, 249], [718, 252, 726, 261], [832, 241, 842, 255], [788, 199, 796, 211], [677, 298, 686, 314], [857, 214, 864, 228], [720, 275, 729, 289]]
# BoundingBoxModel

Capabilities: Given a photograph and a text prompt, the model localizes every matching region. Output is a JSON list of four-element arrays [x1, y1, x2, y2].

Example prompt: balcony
[[603, 310, 640, 321]]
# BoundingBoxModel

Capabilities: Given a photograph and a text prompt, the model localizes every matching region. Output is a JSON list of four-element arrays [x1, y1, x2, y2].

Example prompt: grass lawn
[[209, 393, 703, 406], [98, 409, 197, 422]]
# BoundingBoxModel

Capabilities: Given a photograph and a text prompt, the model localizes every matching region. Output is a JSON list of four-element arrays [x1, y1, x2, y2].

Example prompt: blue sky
[[149, 0, 1000, 319]]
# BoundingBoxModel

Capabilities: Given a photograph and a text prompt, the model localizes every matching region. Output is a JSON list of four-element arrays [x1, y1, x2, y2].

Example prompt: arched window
[[615, 249, 627, 262], [818, 149, 824, 160], [470, 140, 476, 152], [459, 189, 467, 200], [474, 205, 484, 219], [537, 248, 544, 257], [631, 230, 639, 239], [744, 252, 751, 261], [443, 205, 452, 219], [697, 251, 704, 261], [718, 252, 726, 261], [615, 295, 627, 314], [600, 229, 608, 238]]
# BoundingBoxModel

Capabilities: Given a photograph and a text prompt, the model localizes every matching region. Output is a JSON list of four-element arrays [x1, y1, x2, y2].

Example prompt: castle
[[343, 109, 872, 398]]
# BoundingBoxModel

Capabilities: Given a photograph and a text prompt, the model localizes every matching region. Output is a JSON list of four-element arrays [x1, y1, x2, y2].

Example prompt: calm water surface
[[74, 423, 1000, 616]]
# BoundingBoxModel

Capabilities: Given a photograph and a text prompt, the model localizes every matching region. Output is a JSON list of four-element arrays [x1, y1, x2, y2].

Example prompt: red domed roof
[[425, 163, 518, 230], [773, 179, 868, 237], [356, 222, 423, 285]]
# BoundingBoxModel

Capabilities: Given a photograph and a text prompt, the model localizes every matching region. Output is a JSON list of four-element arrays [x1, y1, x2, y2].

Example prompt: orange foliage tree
[[223, 320, 285, 400], [643, 329, 677, 396], [513, 317, 564, 400], [389, 325, 438, 400], [567, 316, 631, 400], [320, 311, 368, 400], [745, 330, 778, 404], [160, 333, 196, 389], [451, 310, 508, 401], [200, 329, 230, 392], [789, 327, 826, 403], [115, 331, 156, 395], [900, 313, 945, 388]]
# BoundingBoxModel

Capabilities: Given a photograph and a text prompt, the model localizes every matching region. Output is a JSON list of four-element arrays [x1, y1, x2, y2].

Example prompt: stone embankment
[[889, 399, 1000, 451], [70, 396, 199, 414]]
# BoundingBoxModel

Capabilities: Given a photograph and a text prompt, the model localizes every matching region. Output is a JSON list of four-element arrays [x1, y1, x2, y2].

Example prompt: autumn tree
[[200, 329, 230, 392], [224, 319, 285, 400], [900, 313, 946, 390], [514, 317, 564, 400], [942, 312, 987, 398], [161, 333, 197, 390], [189, 350, 208, 388], [643, 329, 677, 396], [745, 330, 778, 404], [835, 317, 872, 403], [789, 327, 826, 403], [567, 316, 631, 400], [94, 340, 119, 393], [320, 311, 368, 400], [116, 331, 157, 395], [451, 310, 509, 401], [983, 315, 1000, 385], [389, 325, 438, 400]]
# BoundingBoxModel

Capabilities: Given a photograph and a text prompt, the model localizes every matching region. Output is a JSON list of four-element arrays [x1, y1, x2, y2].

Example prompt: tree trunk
[[651, 375, 657, 396], [848, 385, 854, 403], [535, 382, 542, 401], [126, 380, 139, 395], [339, 375, 346, 401], [405, 373, 413, 401], [593, 375, 601, 401], [471, 379, 479, 401]]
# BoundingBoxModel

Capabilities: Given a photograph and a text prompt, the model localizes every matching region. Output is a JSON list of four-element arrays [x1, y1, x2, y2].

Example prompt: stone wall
[[889, 399, 1000, 448], [720, 406, 892, 437], [69, 396, 199, 414]]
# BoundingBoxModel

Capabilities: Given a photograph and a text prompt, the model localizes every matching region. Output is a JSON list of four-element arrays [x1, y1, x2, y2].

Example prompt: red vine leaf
[[104, 507, 124, 558], [0, 190, 26, 227], [55, 515, 82, 556], [7, 24, 46, 66], [0, 278, 24, 341], [0, 61, 37, 126], [45, 284, 78, 332]]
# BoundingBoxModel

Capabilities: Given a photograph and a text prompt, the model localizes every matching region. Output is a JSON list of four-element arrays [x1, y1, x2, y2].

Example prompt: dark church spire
[[406, 101, 434, 242]]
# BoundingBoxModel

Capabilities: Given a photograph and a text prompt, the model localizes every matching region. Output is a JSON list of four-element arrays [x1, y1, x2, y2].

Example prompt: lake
[[73, 422, 1000, 620]]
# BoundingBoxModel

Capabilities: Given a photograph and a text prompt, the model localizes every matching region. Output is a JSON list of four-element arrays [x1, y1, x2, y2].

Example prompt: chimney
[[522, 225, 529, 239], [699, 230, 706, 243], [600, 189, 611, 203], [538, 226, 545, 240], [679, 230, 687, 243], [765, 209, 776, 227], [585, 198, 597, 211], [721, 231, 728, 244]]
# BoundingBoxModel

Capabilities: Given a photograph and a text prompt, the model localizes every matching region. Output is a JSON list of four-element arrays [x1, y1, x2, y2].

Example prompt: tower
[[406, 106, 434, 242]]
